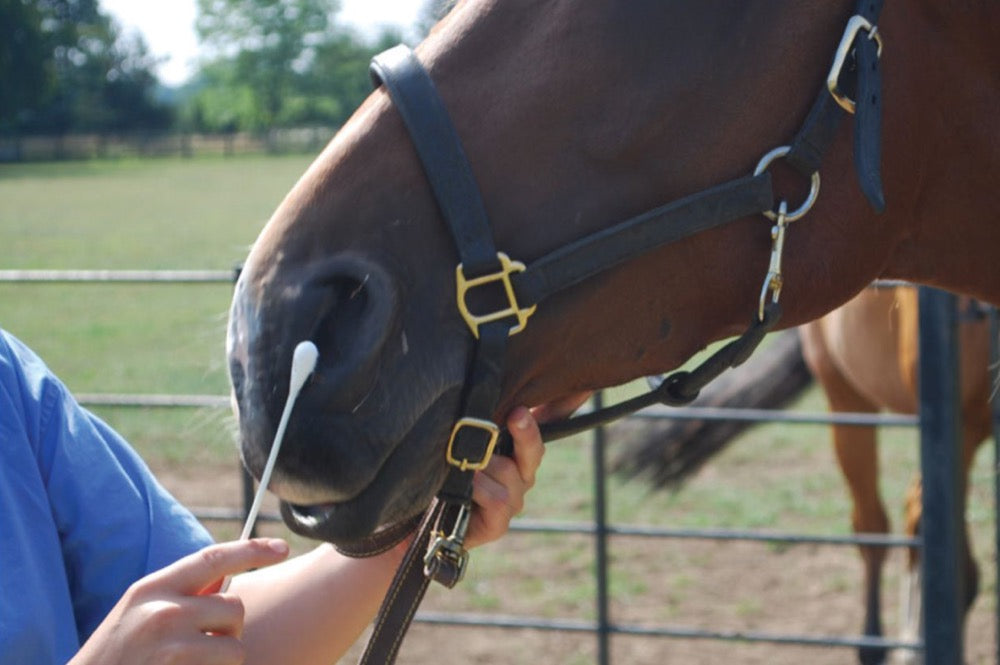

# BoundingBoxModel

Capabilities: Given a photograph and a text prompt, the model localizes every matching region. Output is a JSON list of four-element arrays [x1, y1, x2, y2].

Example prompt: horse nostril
[[322, 276, 371, 363], [307, 257, 400, 411]]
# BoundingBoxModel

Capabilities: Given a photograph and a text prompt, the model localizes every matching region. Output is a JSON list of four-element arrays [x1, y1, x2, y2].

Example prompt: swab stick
[[219, 340, 318, 592]]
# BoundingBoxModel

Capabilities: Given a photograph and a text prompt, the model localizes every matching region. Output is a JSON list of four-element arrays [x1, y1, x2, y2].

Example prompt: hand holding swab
[[219, 340, 318, 592]]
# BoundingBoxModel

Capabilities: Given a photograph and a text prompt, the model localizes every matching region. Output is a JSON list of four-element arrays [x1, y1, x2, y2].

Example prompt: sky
[[101, 0, 425, 86]]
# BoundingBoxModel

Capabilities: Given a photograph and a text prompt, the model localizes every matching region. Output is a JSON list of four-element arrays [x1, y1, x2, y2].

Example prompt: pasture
[[0, 157, 995, 663]]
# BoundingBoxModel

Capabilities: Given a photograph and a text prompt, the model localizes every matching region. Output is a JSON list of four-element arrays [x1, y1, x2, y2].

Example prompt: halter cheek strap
[[788, 0, 885, 211]]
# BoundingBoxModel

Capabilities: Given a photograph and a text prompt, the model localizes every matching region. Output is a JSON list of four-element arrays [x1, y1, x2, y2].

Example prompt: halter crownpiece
[[358, 2, 885, 662]]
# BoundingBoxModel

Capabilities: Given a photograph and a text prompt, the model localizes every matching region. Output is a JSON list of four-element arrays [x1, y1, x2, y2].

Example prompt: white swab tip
[[290, 341, 319, 393]]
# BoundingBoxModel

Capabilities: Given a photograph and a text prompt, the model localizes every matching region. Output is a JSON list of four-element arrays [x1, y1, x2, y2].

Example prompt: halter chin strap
[[355, 1, 885, 662]]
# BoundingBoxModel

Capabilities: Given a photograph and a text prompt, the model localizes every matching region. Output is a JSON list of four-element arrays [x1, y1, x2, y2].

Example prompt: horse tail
[[610, 328, 813, 490]]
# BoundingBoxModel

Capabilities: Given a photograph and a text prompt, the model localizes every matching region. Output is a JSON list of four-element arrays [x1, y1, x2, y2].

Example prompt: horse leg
[[833, 420, 892, 665], [957, 426, 984, 619], [899, 476, 922, 665], [959, 440, 982, 615], [800, 325, 889, 665]]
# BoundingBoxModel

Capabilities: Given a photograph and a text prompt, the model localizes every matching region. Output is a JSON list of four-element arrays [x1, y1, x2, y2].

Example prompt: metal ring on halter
[[754, 146, 821, 222]]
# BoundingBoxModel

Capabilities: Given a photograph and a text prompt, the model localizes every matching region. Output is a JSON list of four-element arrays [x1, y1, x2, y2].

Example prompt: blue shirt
[[0, 330, 214, 664]]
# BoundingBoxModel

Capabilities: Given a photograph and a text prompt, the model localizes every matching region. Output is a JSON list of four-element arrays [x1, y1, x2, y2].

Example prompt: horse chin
[[270, 456, 434, 548], [278, 498, 423, 547]]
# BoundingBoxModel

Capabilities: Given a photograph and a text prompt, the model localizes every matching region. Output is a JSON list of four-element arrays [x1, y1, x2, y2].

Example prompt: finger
[[468, 472, 517, 548], [505, 406, 544, 487], [473, 464, 515, 513], [151, 594, 246, 638], [529, 391, 592, 424], [145, 538, 290, 596], [190, 593, 246, 638]]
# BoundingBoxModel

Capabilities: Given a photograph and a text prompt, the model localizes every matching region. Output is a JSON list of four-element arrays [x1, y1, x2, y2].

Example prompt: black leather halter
[[355, 2, 884, 662]]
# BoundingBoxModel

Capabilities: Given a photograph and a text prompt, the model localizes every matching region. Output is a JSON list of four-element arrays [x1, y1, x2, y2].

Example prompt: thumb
[[146, 538, 290, 596]]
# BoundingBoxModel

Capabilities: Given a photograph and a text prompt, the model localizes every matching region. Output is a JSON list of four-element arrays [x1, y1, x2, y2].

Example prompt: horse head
[[227, 1, 999, 546]]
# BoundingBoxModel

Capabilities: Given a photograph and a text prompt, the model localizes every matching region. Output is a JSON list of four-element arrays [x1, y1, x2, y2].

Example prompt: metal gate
[[4, 271, 995, 662]]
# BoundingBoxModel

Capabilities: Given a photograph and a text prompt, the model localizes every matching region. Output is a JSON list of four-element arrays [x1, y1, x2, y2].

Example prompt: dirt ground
[[155, 461, 997, 665]]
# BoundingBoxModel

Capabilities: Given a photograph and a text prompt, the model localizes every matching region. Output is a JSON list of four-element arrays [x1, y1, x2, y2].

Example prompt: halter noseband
[[355, 1, 885, 662]]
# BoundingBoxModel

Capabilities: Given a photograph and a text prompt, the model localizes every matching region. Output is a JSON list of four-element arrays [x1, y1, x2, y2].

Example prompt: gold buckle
[[827, 15, 884, 114], [455, 252, 536, 338], [446, 417, 500, 471]]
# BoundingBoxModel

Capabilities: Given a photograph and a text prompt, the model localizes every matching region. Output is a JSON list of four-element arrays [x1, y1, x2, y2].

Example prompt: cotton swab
[[218, 340, 319, 592]]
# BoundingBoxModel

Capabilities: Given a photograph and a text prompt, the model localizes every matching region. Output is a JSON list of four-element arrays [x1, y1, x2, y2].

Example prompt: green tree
[[304, 27, 403, 127], [416, 0, 456, 36], [0, 0, 50, 133], [182, 61, 256, 132], [101, 31, 173, 131], [2, 0, 169, 135], [196, 0, 340, 131]]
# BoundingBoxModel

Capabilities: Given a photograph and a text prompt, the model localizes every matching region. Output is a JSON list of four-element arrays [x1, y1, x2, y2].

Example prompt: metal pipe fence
[[7, 271, 993, 662]]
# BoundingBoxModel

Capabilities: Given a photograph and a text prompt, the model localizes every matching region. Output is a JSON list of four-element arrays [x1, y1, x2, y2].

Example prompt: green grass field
[[0, 156, 314, 466], [2, 156, 995, 663]]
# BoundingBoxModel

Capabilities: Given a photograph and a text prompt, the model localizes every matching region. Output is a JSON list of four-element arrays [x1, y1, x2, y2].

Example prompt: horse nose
[[306, 255, 400, 411]]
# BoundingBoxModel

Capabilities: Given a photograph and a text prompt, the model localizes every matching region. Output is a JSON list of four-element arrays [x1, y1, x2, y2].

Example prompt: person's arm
[[69, 398, 587, 665]]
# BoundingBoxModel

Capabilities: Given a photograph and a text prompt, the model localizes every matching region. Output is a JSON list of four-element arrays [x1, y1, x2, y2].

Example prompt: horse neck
[[879, 4, 1000, 305]]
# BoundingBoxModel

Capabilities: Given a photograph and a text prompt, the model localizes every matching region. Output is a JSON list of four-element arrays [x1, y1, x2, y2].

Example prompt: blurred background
[[0, 0, 448, 160]]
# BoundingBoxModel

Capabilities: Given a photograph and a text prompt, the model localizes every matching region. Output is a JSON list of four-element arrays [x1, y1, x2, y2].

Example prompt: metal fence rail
[[9, 271, 992, 662], [0, 269, 235, 283]]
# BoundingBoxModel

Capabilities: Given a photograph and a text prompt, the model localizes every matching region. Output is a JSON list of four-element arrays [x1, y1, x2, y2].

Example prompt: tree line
[[0, 0, 447, 138]]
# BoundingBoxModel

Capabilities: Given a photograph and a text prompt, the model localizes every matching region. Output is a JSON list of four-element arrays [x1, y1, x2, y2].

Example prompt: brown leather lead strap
[[357, 500, 443, 665]]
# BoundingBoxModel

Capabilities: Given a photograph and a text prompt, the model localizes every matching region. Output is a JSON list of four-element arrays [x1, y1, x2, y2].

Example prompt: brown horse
[[614, 285, 995, 665], [225, 1, 1000, 551]]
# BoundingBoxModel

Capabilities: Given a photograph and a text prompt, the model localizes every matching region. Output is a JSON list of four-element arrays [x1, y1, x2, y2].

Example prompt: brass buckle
[[446, 417, 500, 471], [455, 252, 536, 338], [827, 14, 884, 114]]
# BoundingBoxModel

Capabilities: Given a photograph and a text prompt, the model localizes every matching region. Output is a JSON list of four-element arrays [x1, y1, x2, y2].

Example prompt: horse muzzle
[[227, 252, 434, 540]]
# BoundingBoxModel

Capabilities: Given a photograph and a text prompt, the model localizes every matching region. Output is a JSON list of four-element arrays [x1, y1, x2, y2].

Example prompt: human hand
[[526, 391, 593, 426], [70, 538, 290, 665], [465, 392, 592, 548]]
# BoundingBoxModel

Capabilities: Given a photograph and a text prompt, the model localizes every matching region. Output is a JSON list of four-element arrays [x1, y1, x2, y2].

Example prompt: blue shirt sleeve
[[0, 330, 215, 663]]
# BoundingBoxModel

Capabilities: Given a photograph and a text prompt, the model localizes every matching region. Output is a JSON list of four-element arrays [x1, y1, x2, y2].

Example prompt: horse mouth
[[281, 492, 380, 541], [278, 488, 423, 548], [284, 500, 337, 525]]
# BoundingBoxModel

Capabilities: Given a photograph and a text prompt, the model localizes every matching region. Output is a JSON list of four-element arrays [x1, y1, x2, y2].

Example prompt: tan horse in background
[[800, 286, 993, 664], [617, 286, 994, 664]]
